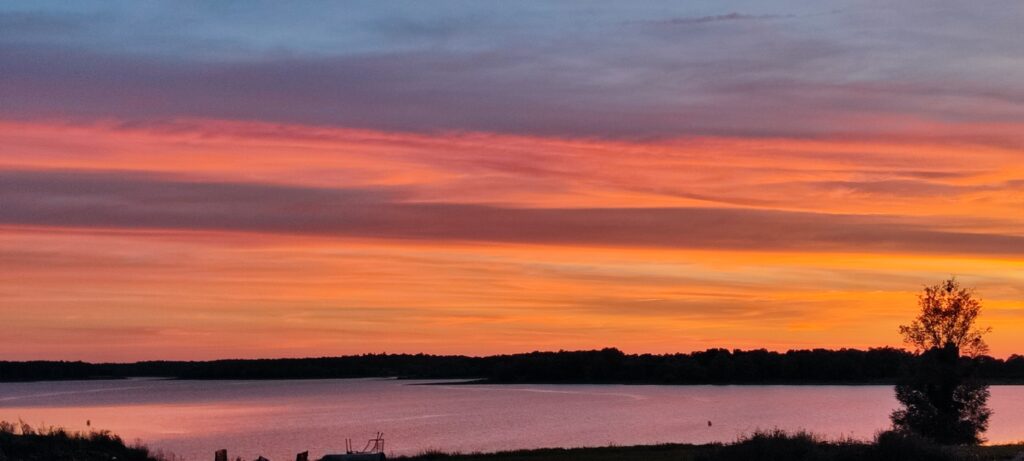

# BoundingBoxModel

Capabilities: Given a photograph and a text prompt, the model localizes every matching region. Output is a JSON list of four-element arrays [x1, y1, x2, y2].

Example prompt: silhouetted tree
[[891, 278, 991, 444], [899, 278, 991, 356]]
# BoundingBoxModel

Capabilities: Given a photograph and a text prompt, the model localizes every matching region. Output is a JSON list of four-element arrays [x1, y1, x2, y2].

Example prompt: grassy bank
[[399, 431, 1024, 461], [2, 424, 1022, 461], [0, 422, 166, 461]]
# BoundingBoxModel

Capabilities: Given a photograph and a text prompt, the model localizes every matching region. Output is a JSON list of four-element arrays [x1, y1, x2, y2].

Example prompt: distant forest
[[4, 348, 1024, 383]]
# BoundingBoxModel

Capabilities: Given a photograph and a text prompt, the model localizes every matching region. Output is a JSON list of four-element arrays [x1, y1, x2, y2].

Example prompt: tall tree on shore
[[891, 278, 992, 444]]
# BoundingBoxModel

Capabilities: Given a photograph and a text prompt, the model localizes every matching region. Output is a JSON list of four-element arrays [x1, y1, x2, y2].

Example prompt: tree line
[[3, 346, 1024, 383]]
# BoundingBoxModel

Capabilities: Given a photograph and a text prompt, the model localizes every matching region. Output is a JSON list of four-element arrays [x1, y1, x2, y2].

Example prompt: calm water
[[2, 379, 1024, 460]]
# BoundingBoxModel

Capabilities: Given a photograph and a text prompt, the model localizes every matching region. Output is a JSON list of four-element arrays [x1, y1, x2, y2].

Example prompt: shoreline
[[9, 376, 1024, 386], [4, 421, 1024, 461], [392, 439, 1024, 461]]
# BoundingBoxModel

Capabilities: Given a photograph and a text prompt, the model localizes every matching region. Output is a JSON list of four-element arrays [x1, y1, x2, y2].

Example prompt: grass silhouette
[[0, 421, 169, 461]]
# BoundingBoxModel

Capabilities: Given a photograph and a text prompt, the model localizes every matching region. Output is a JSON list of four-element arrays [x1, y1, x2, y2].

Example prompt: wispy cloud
[[3, 3, 1024, 141], [3, 169, 1023, 257], [641, 12, 794, 27]]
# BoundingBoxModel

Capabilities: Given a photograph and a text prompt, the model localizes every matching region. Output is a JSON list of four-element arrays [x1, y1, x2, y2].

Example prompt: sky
[[1, 1, 1023, 361]]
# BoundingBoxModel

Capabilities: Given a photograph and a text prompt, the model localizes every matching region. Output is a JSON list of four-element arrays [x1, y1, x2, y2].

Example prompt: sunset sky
[[2, 1, 1023, 361]]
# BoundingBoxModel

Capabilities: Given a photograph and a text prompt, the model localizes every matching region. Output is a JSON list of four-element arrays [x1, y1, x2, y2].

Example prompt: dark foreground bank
[[5, 424, 1022, 461], [398, 431, 1024, 461], [0, 422, 165, 461]]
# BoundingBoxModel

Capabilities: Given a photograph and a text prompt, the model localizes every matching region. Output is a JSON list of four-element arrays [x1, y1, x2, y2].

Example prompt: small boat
[[319, 432, 386, 461], [319, 455, 385, 461]]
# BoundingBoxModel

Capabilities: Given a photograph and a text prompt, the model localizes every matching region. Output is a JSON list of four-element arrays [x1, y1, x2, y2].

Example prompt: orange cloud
[[1, 119, 1022, 360]]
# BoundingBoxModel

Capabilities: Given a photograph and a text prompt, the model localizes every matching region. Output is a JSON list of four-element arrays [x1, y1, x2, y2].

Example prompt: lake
[[2, 379, 1023, 460]]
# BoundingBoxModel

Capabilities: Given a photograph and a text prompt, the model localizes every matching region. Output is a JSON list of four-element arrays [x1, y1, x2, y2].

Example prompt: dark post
[[214, 449, 227, 461], [296, 451, 309, 461]]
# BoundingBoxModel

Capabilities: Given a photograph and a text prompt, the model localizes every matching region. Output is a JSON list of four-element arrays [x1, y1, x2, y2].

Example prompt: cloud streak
[[642, 12, 794, 27], [3, 1, 1024, 141], [3, 169, 1023, 256]]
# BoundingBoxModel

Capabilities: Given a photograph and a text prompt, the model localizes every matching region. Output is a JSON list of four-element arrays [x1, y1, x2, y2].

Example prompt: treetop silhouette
[[899, 277, 991, 357]]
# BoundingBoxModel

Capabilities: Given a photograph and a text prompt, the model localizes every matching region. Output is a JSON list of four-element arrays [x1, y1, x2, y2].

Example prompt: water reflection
[[2, 379, 1022, 460]]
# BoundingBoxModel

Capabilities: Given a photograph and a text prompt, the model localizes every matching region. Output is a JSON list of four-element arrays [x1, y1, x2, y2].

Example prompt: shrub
[[0, 421, 166, 461], [874, 430, 958, 461], [694, 430, 868, 461]]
